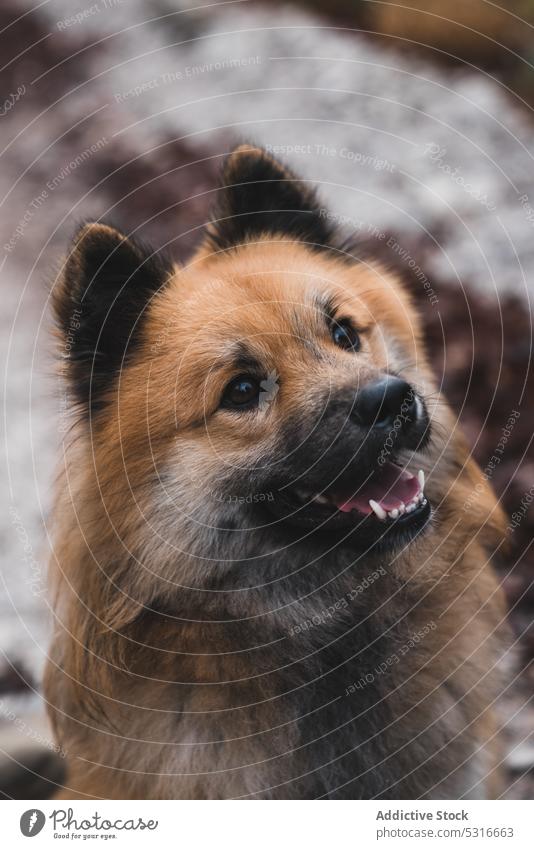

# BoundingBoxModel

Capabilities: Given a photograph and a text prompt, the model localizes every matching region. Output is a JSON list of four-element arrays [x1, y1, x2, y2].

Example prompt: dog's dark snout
[[353, 376, 417, 429]]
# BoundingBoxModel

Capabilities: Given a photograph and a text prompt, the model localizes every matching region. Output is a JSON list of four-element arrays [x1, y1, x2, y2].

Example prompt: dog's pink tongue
[[336, 462, 420, 514]]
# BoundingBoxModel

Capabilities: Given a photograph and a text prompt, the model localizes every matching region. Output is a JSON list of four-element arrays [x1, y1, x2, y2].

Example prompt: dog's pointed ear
[[54, 222, 172, 415], [206, 144, 335, 252]]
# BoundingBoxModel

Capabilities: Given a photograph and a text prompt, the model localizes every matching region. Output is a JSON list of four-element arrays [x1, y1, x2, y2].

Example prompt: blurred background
[[1, 0, 533, 798]]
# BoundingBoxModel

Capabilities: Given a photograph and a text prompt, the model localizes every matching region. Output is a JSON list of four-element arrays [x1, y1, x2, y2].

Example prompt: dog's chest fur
[[111, 560, 491, 800]]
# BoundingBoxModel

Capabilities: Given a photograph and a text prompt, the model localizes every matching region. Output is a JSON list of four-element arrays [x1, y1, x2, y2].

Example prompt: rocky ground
[[0, 0, 532, 797]]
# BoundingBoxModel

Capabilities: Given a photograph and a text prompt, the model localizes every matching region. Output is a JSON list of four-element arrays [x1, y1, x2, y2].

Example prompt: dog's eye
[[222, 375, 261, 409], [332, 319, 360, 352]]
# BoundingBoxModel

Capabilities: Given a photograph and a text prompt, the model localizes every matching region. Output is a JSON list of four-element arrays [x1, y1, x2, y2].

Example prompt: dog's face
[[56, 145, 438, 559]]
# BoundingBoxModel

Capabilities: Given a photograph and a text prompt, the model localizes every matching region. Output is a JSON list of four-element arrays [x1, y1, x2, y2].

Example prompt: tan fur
[[45, 179, 509, 799]]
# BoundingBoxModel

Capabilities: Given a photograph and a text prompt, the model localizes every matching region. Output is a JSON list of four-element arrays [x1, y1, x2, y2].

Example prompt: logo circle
[[20, 810, 46, 837]]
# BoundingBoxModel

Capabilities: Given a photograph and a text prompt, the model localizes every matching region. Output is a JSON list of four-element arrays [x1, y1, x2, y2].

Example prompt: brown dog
[[45, 145, 508, 799]]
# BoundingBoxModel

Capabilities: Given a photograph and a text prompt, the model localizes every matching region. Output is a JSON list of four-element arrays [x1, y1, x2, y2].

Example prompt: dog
[[45, 144, 509, 799]]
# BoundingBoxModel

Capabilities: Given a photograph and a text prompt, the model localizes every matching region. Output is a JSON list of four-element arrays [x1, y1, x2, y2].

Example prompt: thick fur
[[45, 145, 509, 799]]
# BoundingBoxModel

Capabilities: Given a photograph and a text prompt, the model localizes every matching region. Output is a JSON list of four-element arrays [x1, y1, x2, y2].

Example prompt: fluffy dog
[[45, 145, 508, 799]]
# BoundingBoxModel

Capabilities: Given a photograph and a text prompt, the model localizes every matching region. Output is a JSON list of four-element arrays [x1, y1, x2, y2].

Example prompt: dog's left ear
[[206, 144, 335, 252], [54, 222, 172, 415]]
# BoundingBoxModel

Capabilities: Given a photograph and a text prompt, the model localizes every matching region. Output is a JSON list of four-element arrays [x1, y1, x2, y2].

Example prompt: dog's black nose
[[353, 377, 417, 429]]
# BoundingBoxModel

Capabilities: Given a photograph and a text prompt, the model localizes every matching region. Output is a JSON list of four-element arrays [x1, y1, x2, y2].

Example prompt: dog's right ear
[[206, 144, 336, 252], [54, 222, 172, 415]]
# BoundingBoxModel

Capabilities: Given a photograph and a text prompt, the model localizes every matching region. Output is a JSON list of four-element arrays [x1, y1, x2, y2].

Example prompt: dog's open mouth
[[307, 462, 427, 521], [266, 460, 431, 546]]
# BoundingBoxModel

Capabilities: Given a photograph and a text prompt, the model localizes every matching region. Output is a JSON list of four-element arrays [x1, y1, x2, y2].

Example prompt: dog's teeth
[[369, 499, 387, 521], [406, 502, 415, 513], [388, 508, 399, 519], [417, 469, 425, 492], [398, 503, 405, 515], [314, 494, 328, 505]]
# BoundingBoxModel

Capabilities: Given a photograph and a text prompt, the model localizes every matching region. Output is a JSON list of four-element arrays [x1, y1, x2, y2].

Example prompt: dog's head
[[55, 145, 441, 560]]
